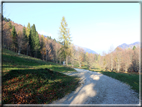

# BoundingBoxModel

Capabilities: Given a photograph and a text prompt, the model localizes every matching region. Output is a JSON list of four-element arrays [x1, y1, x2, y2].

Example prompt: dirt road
[[51, 68, 139, 105]]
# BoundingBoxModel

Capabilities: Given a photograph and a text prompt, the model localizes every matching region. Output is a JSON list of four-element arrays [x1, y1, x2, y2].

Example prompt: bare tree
[[70, 44, 76, 67], [109, 45, 114, 71], [115, 47, 123, 72], [122, 49, 132, 73], [75, 47, 84, 68]]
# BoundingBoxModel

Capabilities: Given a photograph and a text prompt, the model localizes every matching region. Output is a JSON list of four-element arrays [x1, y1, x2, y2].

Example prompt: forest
[[2, 16, 140, 73]]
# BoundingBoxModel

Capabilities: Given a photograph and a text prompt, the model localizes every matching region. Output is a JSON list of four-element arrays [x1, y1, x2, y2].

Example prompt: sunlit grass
[[2, 49, 80, 104], [79, 64, 140, 94]]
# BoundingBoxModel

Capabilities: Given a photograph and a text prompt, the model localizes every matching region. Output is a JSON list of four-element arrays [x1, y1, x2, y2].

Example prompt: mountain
[[74, 45, 98, 54], [82, 47, 98, 54], [117, 41, 140, 49]]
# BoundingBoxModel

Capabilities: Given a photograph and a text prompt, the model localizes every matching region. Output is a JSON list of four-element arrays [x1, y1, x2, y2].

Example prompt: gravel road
[[51, 68, 139, 104]]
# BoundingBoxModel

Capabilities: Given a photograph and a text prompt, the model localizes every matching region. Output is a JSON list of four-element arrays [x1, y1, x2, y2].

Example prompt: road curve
[[51, 68, 139, 104]]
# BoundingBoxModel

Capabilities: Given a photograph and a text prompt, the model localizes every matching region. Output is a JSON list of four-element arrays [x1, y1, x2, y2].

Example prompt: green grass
[[79, 64, 140, 94], [2, 49, 80, 104]]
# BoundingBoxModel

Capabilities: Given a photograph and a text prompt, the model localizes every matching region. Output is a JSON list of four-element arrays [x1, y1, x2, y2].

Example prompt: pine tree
[[35, 31, 41, 58], [29, 29, 32, 56], [11, 26, 17, 52], [58, 16, 71, 66], [133, 46, 136, 50], [30, 24, 40, 57]]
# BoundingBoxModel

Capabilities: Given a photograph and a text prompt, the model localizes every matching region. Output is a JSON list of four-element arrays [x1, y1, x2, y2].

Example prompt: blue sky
[[3, 3, 140, 55]]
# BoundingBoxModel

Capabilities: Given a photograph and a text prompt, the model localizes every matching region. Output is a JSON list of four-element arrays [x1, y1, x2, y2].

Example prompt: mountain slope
[[82, 47, 98, 54], [75, 45, 98, 54], [117, 41, 140, 49]]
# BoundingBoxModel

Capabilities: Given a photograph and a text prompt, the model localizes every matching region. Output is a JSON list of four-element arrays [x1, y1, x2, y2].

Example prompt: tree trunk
[[79, 62, 81, 68], [60, 56, 61, 64], [66, 56, 68, 66], [18, 47, 21, 55], [27, 45, 29, 56], [46, 50, 48, 61]]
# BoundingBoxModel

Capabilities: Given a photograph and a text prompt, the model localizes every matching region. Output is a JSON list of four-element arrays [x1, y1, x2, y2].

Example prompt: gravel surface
[[51, 68, 139, 104]]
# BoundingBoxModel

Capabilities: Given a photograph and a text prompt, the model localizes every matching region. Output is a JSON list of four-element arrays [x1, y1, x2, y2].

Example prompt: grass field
[[79, 64, 140, 94], [2, 49, 80, 104]]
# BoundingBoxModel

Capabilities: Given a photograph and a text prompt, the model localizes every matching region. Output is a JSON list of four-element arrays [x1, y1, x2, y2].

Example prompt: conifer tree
[[133, 46, 136, 50], [23, 26, 27, 54], [35, 31, 41, 58], [58, 16, 71, 66], [11, 26, 17, 52], [30, 24, 40, 57]]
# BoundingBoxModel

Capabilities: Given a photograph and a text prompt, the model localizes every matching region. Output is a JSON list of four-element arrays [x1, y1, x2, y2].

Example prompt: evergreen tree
[[58, 16, 71, 66], [30, 24, 40, 57], [29, 30, 32, 56], [35, 31, 41, 58], [23, 27, 26, 40], [11, 26, 17, 52], [8, 21, 12, 29], [133, 46, 136, 50]]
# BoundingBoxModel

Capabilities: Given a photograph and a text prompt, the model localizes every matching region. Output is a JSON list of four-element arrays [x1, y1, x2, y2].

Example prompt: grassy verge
[[79, 65, 140, 94], [2, 49, 80, 104]]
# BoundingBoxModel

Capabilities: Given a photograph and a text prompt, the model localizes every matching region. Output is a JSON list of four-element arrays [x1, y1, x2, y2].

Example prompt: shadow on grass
[[2, 68, 79, 104], [50, 66, 76, 73]]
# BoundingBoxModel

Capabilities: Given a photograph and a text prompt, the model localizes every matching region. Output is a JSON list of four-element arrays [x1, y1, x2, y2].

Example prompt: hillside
[[2, 49, 80, 104], [3, 20, 43, 39]]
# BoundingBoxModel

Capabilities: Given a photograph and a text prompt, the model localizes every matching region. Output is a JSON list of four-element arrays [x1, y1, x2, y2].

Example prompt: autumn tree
[[75, 47, 84, 68], [86, 52, 95, 69], [26, 23, 31, 55], [23, 26, 27, 54], [58, 16, 71, 66], [54, 42, 61, 63], [2, 21, 12, 50], [108, 45, 114, 71], [121, 49, 131, 73], [131, 46, 139, 72], [70, 44, 76, 67], [17, 31, 24, 55], [114, 47, 123, 72], [45, 37, 49, 61], [40, 35, 46, 60]]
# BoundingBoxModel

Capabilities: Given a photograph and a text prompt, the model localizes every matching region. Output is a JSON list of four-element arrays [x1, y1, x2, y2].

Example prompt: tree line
[[99, 46, 140, 73], [2, 16, 140, 73]]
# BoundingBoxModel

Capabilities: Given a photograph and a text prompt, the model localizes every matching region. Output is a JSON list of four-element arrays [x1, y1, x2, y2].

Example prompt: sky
[[3, 2, 140, 55]]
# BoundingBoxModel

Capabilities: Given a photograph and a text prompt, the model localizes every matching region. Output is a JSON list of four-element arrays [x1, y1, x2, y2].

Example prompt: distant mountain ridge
[[75, 45, 98, 54], [117, 41, 140, 49], [82, 47, 98, 54]]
